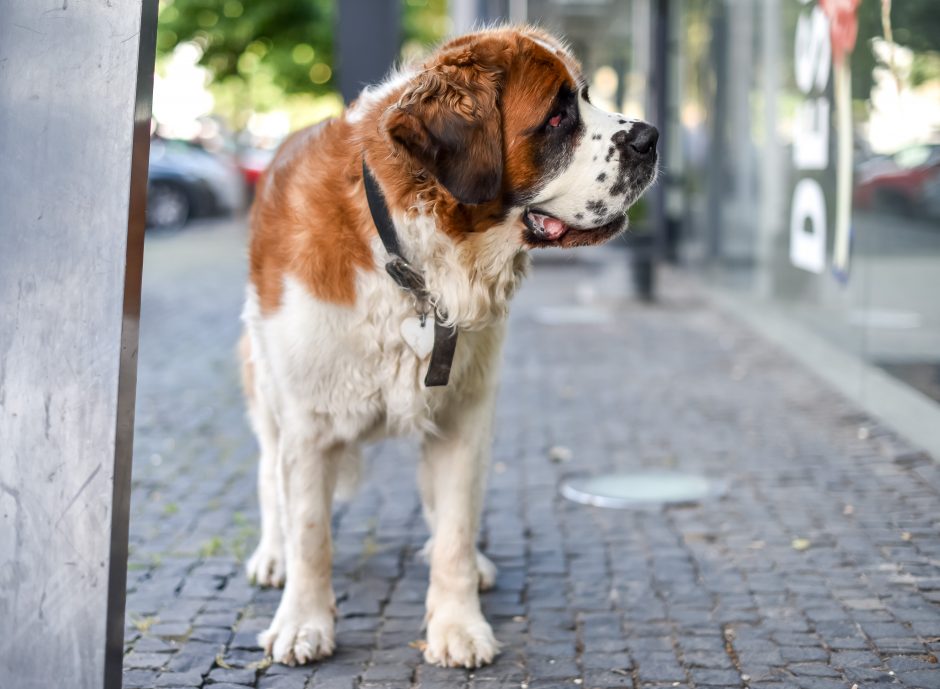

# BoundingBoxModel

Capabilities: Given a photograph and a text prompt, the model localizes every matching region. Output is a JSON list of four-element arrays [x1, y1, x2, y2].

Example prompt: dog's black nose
[[623, 122, 659, 155]]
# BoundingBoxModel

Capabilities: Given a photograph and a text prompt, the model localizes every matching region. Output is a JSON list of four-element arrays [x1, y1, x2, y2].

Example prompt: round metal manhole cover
[[560, 471, 727, 509]]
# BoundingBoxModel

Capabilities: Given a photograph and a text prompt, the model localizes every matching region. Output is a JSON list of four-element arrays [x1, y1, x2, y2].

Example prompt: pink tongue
[[542, 216, 567, 239]]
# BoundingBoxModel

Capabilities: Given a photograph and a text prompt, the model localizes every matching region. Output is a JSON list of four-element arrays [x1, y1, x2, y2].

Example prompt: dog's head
[[379, 27, 658, 248]]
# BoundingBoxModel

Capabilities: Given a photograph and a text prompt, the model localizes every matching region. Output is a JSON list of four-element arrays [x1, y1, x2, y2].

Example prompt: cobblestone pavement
[[124, 218, 940, 689]]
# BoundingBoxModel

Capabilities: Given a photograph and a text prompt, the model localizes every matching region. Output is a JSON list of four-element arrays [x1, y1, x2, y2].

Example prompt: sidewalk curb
[[704, 280, 940, 462]]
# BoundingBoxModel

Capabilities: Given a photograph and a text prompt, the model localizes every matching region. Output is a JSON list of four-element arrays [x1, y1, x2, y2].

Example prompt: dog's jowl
[[240, 26, 658, 668]]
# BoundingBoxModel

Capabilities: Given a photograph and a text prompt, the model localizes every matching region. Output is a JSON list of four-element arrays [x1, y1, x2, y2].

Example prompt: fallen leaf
[[791, 538, 811, 552], [247, 656, 272, 671], [548, 445, 572, 463]]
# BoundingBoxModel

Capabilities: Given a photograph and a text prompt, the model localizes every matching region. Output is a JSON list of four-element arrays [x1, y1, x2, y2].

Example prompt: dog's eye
[[548, 112, 564, 128]]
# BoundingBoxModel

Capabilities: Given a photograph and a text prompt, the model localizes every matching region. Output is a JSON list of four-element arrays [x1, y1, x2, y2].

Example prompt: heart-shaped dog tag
[[401, 316, 434, 360]]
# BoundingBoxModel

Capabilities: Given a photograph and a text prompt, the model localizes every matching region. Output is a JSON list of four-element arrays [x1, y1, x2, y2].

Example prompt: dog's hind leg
[[259, 426, 340, 665], [243, 336, 286, 588]]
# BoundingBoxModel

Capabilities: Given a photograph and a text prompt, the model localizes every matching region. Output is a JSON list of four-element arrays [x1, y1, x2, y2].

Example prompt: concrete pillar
[[0, 1, 158, 687]]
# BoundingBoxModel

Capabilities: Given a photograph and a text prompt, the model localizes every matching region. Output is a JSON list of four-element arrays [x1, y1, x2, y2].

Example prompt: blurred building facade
[[459, 0, 940, 447]]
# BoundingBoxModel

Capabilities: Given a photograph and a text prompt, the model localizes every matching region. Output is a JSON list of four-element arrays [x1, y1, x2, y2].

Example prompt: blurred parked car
[[236, 145, 279, 204], [147, 138, 245, 229], [854, 144, 940, 218], [237, 146, 277, 189]]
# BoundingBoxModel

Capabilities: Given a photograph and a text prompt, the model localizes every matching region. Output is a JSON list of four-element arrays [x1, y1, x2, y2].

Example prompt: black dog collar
[[362, 159, 458, 387]]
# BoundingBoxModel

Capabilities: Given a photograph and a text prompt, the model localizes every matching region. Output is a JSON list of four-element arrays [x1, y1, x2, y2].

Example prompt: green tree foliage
[[402, 0, 450, 54], [158, 0, 336, 95], [157, 0, 450, 96]]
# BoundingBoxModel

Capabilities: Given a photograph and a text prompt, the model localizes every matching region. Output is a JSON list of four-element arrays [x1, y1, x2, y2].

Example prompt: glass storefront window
[[520, 0, 940, 442]]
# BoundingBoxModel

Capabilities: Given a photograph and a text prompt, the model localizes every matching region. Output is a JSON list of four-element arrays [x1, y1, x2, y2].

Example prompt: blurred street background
[[125, 1, 940, 688]]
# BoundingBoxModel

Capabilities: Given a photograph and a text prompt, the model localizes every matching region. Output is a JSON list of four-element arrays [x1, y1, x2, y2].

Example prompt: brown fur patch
[[249, 120, 375, 314]]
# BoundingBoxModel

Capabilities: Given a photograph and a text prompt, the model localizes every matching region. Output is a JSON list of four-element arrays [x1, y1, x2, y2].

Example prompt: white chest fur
[[242, 213, 527, 445]]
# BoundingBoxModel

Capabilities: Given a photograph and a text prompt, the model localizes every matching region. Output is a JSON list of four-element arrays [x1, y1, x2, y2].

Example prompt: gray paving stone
[[124, 652, 172, 670], [689, 668, 743, 685], [361, 661, 414, 683], [257, 675, 309, 689], [792, 679, 850, 689], [636, 657, 687, 683], [149, 622, 193, 639], [123, 669, 161, 689], [897, 669, 940, 687], [153, 671, 204, 687], [787, 663, 841, 678], [887, 656, 940, 673], [780, 646, 829, 663], [582, 670, 633, 688], [829, 650, 882, 668], [527, 656, 580, 680], [206, 667, 258, 685], [311, 679, 356, 689]]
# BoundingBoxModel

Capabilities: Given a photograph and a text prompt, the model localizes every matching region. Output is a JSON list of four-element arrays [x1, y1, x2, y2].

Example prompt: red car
[[237, 146, 277, 196], [854, 144, 940, 217]]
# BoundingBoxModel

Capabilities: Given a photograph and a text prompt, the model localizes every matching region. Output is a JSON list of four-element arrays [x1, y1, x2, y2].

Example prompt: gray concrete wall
[[0, 1, 157, 687]]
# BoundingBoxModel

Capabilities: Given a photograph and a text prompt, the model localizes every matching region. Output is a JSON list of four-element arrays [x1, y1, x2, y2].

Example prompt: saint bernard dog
[[240, 26, 658, 668]]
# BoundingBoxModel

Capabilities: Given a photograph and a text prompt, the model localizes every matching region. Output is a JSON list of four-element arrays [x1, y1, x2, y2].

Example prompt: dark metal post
[[706, 0, 728, 261], [632, 0, 670, 301], [0, 1, 157, 687], [337, 0, 402, 104]]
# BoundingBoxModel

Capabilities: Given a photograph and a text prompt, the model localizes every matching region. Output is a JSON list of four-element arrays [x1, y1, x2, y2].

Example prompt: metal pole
[[0, 1, 157, 687], [337, 0, 401, 104], [706, 0, 728, 261], [631, 0, 669, 301]]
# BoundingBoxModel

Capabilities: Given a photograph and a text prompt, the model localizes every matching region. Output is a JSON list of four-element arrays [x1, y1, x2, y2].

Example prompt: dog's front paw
[[259, 608, 334, 666], [424, 604, 499, 668], [246, 541, 285, 588]]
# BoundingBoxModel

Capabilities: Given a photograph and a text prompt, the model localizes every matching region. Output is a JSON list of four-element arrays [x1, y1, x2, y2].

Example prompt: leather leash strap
[[362, 159, 458, 387]]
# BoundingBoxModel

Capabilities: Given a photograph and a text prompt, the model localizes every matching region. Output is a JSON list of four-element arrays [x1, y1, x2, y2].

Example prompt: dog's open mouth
[[522, 208, 627, 248], [523, 209, 571, 241]]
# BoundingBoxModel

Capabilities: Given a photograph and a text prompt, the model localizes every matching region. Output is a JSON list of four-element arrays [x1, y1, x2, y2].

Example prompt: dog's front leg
[[259, 424, 339, 666], [422, 387, 499, 668]]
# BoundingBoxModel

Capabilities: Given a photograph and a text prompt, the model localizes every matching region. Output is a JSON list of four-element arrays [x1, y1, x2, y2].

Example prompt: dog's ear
[[382, 46, 504, 205]]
